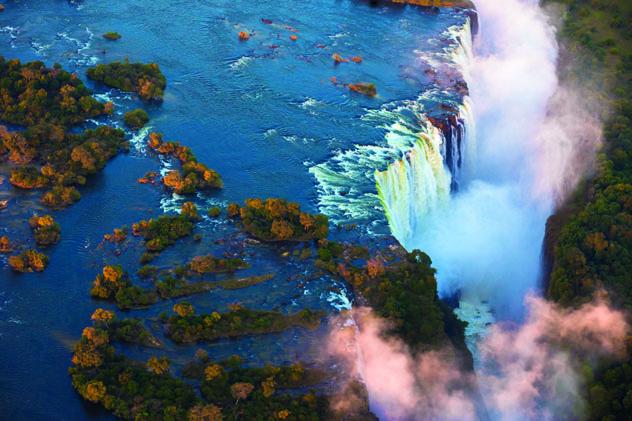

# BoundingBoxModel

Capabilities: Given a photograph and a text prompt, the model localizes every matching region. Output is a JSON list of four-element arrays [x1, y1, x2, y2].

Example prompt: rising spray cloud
[[355, 0, 608, 418], [391, 0, 602, 320], [328, 296, 628, 420]]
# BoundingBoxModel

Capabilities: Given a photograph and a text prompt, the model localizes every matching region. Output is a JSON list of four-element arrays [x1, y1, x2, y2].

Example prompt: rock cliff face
[[541, 210, 569, 293]]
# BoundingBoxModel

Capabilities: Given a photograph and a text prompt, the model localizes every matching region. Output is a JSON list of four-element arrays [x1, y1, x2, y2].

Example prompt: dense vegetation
[[0, 57, 126, 210], [316, 240, 455, 350], [103, 227, 128, 243], [0, 235, 12, 253], [391, 0, 474, 8], [0, 57, 124, 271], [8, 249, 48, 272], [91, 258, 273, 306], [90, 265, 158, 310], [147, 132, 223, 194], [184, 355, 329, 419], [90, 309, 161, 348], [70, 324, 198, 419], [131, 202, 198, 260], [87, 60, 166, 101], [156, 272, 274, 299], [0, 56, 108, 127], [137, 170, 158, 185], [229, 198, 328, 242], [187, 254, 249, 274], [543, 0, 632, 419], [108, 318, 162, 348], [28, 214, 61, 246], [3, 124, 127, 207], [123, 108, 149, 130], [69, 312, 370, 420], [162, 303, 323, 344], [348, 82, 377, 97]]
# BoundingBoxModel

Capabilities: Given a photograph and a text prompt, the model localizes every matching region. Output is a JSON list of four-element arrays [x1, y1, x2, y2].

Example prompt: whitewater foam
[[375, 119, 450, 244], [0, 26, 19, 48], [310, 18, 475, 230], [128, 126, 152, 154]]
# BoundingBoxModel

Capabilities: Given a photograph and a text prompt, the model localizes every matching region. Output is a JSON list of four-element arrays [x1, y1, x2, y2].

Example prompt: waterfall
[[375, 120, 450, 246], [309, 16, 476, 236], [375, 18, 476, 246], [448, 17, 474, 83], [459, 96, 476, 178]]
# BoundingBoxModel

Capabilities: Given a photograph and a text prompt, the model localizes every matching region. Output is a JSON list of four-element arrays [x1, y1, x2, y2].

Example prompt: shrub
[[8, 249, 49, 272], [29, 214, 61, 246], [123, 108, 149, 129], [102, 32, 121, 41]]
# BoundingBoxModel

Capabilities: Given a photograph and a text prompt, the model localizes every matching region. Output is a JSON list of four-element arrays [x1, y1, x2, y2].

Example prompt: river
[[0, 1, 472, 419]]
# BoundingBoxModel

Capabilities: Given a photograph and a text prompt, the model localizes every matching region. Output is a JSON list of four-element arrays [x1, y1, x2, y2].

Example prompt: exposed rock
[[348, 82, 377, 97], [137, 171, 158, 184], [332, 53, 348, 64]]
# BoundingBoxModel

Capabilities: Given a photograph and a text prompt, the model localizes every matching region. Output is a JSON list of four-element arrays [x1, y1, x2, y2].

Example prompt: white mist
[[401, 0, 561, 321]]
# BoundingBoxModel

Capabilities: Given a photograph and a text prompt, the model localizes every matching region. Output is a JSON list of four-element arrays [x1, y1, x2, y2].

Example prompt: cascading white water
[[375, 19, 476, 248], [310, 16, 478, 232], [375, 120, 450, 246], [387, 0, 561, 324], [448, 17, 474, 83], [459, 96, 476, 178], [329, 1, 608, 418], [448, 17, 476, 181]]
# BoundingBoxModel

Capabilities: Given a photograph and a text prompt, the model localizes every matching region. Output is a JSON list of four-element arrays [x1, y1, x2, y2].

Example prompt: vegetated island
[[29, 214, 61, 246], [0, 57, 110, 127], [147, 132, 223, 194], [0, 235, 13, 253], [70, 309, 372, 420], [90, 264, 159, 310], [227, 198, 329, 242], [390, 0, 474, 8], [0, 57, 127, 209], [0, 56, 131, 272], [316, 240, 466, 352], [131, 202, 200, 263], [123, 108, 149, 130], [156, 273, 274, 299], [89, 258, 274, 310], [162, 303, 323, 344], [8, 249, 48, 272], [87, 59, 166, 101]]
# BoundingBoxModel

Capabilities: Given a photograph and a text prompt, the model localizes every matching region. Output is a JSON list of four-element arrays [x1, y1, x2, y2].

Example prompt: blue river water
[[0, 1, 469, 419]]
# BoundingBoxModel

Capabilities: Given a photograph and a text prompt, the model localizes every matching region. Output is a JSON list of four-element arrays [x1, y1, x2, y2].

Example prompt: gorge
[[331, 0, 628, 419]]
